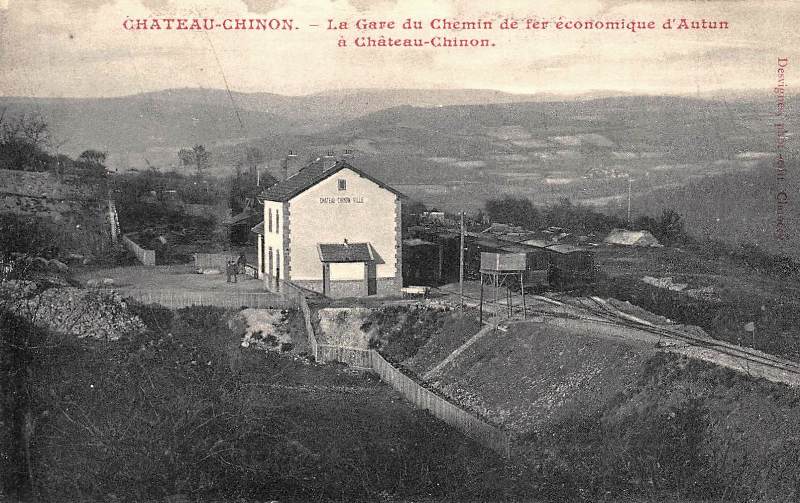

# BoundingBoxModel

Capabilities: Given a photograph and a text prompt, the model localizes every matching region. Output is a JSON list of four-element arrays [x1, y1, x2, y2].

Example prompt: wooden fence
[[296, 291, 511, 457], [297, 292, 319, 357], [122, 234, 155, 266], [120, 289, 293, 309], [320, 345, 373, 369], [194, 253, 239, 270], [371, 351, 511, 458]]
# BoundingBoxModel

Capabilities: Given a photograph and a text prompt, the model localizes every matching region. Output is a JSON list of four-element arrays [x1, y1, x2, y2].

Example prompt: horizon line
[[0, 85, 786, 101]]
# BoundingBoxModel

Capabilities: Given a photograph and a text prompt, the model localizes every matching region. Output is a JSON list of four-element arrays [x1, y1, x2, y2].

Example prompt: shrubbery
[[6, 303, 567, 502], [362, 305, 477, 362], [579, 274, 800, 359]]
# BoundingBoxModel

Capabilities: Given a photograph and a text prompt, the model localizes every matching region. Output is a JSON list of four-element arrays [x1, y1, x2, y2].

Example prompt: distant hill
[[0, 94, 297, 167], [628, 165, 800, 259], [0, 87, 556, 170], [275, 95, 780, 197], [0, 89, 781, 172], [135, 87, 547, 126], [3, 88, 796, 256]]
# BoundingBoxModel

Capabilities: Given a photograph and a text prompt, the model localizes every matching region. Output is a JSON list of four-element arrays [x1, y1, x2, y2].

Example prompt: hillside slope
[[407, 318, 800, 501], [626, 166, 800, 258]]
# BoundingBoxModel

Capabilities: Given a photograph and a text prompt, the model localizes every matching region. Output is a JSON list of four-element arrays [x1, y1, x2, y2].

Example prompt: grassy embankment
[[6, 303, 568, 503], [393, 315, 800, 502]]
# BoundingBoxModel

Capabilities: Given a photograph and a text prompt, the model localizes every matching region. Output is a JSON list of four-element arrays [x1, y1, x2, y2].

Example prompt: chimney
[[282, 150, 298, 180]]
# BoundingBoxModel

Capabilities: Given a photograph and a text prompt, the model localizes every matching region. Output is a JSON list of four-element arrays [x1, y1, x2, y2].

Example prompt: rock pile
[[235, 308, 293, 351], [8, 285, 146, 340]]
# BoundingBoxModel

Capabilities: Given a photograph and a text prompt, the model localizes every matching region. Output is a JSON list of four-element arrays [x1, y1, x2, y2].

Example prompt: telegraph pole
[[627, 176, 633, 225], [459, 210, 465, 310]]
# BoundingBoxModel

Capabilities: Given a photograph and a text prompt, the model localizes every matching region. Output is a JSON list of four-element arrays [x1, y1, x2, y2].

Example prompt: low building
[[604, 229, 663, 247], [254, 158, 404, 298]]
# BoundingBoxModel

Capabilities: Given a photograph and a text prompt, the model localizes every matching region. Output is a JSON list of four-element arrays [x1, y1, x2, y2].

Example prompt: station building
[[253, 158, 404, 298]]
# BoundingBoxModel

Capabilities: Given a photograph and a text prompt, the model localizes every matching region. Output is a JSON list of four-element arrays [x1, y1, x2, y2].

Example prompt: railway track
[[430, 285, 800, 383]]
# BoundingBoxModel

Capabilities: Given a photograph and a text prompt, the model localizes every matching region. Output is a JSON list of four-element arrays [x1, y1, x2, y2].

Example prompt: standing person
[[231, 259, 238, 283], [237, 253, 247, 276], [225, 260, 233, 283]]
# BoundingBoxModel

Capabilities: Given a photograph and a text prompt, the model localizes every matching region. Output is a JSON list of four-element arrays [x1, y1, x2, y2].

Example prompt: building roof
[[403, 238, 435, 247], [318, 242, 374, 263], [251, 221, 264, 234], [603, 229, 662, 247], [546, 244, 592, 254], [258, 159, 405, 202], [224, 209, 256, 226]]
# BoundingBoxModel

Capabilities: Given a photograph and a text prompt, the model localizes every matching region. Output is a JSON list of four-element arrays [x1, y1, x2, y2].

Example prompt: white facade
[[259, 200, 285, 287], [257, 163, 402, 297]]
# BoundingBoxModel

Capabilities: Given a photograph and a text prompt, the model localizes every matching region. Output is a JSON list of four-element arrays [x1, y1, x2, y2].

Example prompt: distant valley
[[2, 87, 797, 256]]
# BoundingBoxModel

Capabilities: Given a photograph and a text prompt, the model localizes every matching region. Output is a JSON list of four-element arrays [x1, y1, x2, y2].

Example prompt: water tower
[[479, 252, 527, 324]]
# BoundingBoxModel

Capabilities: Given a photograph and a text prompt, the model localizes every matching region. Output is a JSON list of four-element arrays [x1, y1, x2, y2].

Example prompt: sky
[[0, 0, 797, 97]]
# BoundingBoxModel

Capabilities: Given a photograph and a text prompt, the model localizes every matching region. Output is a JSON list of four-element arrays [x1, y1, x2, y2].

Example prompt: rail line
[[577, 296, 800, 375], [430, 285, 800, 380]]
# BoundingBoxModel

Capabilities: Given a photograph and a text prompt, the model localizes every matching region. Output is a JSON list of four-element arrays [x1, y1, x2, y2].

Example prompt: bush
[[364, 305, 459, 362], [15, 304, 569, 502], [0, 309, 49, 499]]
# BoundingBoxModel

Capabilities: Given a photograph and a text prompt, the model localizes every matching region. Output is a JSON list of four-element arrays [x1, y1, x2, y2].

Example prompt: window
[[338, 179, 347, 191], [268, 209, 273, 232], [275, 210, 280, 233]]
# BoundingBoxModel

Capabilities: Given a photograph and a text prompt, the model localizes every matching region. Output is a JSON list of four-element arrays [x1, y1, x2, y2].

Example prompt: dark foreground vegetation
[[1, 303, 572, 502], [522, 351, 800, 502], [364, 304, 800, 502]]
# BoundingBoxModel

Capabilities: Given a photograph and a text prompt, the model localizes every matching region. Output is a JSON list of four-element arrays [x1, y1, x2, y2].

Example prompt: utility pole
[[459, 210, 465, 310], [627, 176, 633, 225]]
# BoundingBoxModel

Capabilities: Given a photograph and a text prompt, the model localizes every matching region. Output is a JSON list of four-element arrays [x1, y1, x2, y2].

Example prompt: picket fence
[[193, 253, 240, 270], [122, 234, 155, 266], [297, 291, 511, 457], [371, 350, 511, 458], [122, 289, 293, 309]]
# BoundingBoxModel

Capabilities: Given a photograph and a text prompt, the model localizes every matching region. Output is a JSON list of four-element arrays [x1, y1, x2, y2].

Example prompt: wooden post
[[520, 272, 526, 320], [479, 273, 484, 324], [493, 273, 499, 329], [507, 284, 512, 318]]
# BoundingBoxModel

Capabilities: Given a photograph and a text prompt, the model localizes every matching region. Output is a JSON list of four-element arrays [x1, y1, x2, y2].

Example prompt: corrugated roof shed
[[546, 244, 590, 254]]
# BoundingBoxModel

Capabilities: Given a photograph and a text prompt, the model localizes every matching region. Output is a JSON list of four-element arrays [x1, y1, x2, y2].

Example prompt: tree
[[74, 149, 109, 177], [0, 112, 52, 171], [243, 146, 264, 176], [485, 197, 541, 229], [178, 145, 211, 176], [634, 208, 688, 246], [402, 199, 428, 231], [178, 148, 194, 169], [78, 149, 106, 165], [542, 198, 625, 235]]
